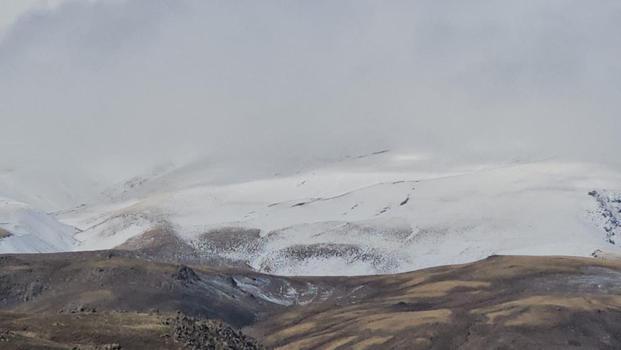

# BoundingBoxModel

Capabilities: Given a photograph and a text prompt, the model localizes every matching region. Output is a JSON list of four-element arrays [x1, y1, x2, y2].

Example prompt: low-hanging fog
[[1, 0, 620, 208]]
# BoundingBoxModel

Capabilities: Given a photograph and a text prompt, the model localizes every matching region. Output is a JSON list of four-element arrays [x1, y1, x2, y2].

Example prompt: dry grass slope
[[1, 251, 621, 349]]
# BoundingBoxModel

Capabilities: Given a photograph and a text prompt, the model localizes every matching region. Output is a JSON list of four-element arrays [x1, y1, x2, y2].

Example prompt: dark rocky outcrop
[[172, 265, 200, 284], [172, 314, 265, 350], [0, 228, 12, 239]]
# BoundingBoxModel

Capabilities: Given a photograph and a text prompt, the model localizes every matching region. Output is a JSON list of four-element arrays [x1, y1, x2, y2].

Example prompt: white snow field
[[0, 197, 76, 253], [1, 151, 621, 276]]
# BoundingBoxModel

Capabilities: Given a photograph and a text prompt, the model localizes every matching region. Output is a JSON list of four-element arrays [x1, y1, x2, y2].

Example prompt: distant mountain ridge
[[1, 153, 621, 276]]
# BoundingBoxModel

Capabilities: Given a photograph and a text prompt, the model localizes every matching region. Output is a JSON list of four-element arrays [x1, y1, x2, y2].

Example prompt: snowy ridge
[[43, 153, 621, 275], [0, 198, 76, 253], [1, 152, 621, 275]]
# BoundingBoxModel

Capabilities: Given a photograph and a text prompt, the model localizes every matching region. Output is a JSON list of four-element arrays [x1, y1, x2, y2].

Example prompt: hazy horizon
[[1, 0, 620, 206]]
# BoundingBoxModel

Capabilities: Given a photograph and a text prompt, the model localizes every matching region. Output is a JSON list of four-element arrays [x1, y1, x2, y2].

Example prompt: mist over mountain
[[1, 0, 620, 210], [3, 3, 621, 348]]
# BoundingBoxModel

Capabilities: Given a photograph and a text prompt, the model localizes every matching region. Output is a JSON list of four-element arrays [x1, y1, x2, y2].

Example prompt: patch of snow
[[0, 198, 76, 253], [588, 190, 621, 244]]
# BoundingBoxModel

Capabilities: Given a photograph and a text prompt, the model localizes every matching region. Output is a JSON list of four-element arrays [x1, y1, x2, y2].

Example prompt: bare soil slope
[[1, 251, 621, 349]]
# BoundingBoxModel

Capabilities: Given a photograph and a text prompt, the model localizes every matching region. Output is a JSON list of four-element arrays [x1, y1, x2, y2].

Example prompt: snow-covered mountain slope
[[0, 198, 76, 253], [588, 190, 621, 244], [0, 167, 106, 212], [47, 152, 621, 276]]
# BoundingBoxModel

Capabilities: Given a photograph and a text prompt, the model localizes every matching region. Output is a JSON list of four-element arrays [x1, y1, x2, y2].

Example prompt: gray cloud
[[1, 0, 620, 206]]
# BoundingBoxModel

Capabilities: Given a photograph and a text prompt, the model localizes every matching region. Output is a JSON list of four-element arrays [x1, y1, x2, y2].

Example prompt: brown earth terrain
[[1, 248, 621, 349]]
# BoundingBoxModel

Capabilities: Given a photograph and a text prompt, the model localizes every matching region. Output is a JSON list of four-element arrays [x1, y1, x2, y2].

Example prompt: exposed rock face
[[172, 314, 265, 350], [172, 265, 200, 284], [0, 228, 12, 239], [589, 190, 621, 244], [22, 281, 44, 302]]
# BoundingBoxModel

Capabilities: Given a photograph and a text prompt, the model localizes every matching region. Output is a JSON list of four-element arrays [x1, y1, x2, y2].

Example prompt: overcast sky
[[0, 0, 68, 36], [1, 0, 620, 194]]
